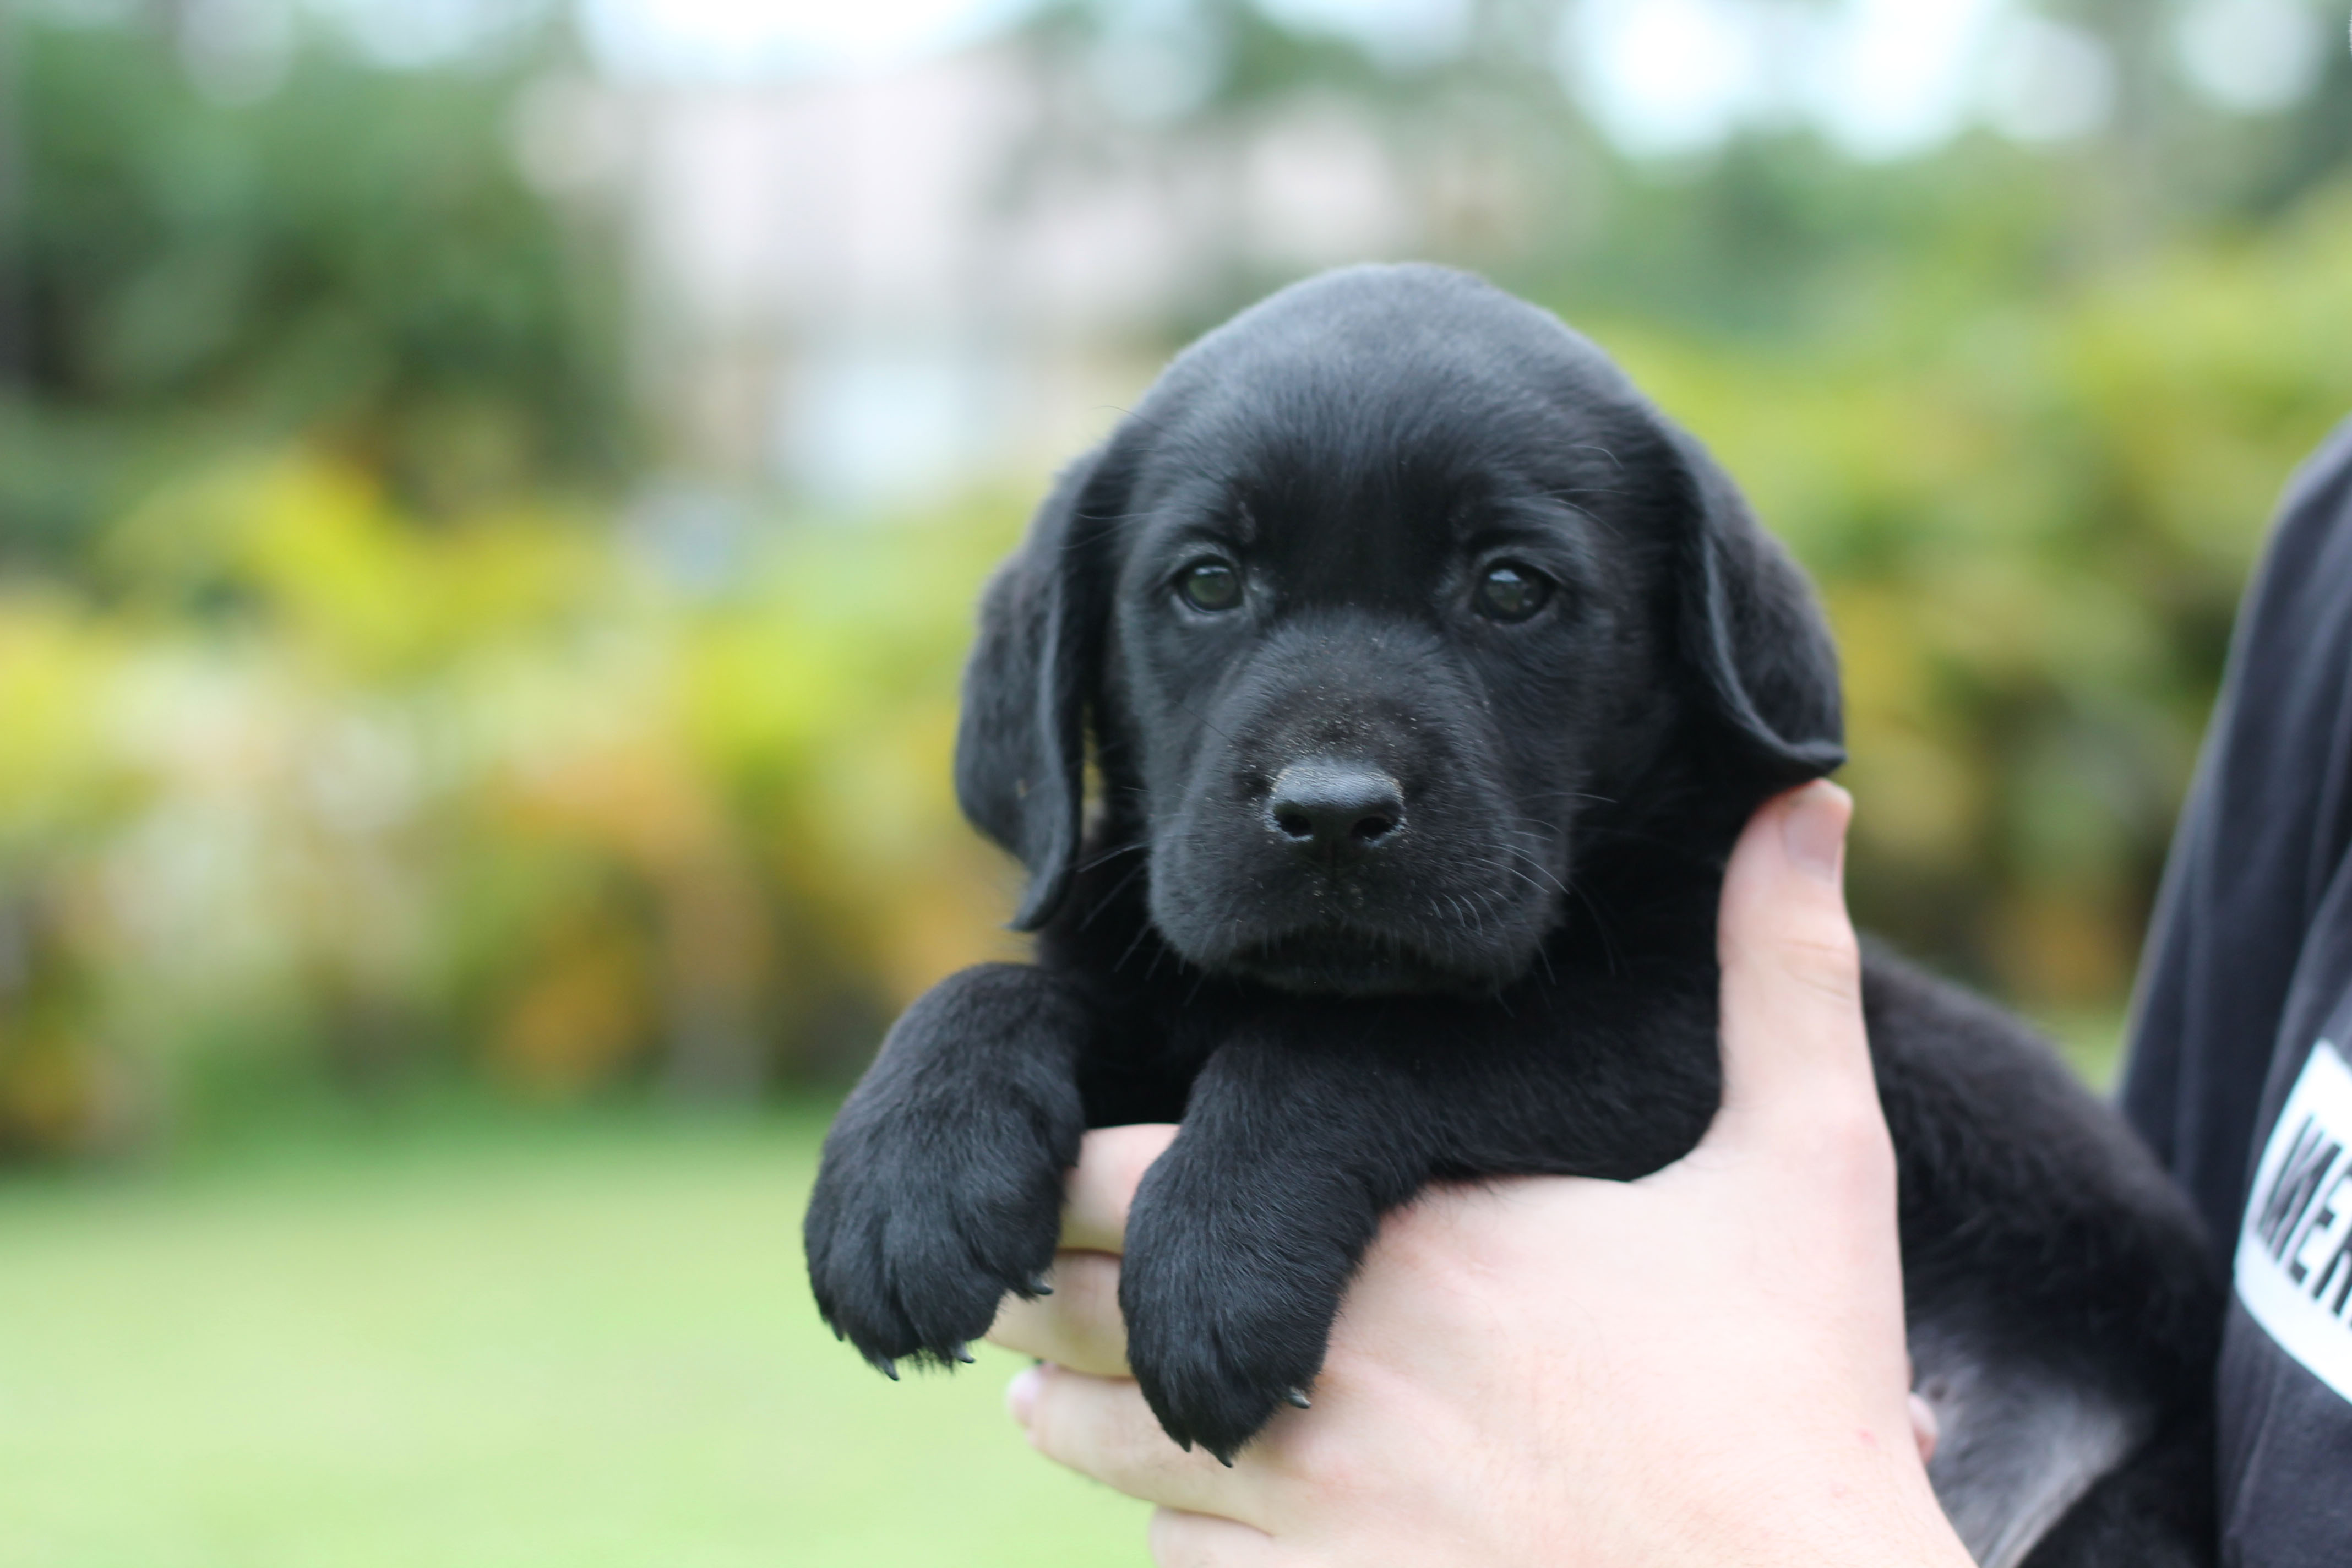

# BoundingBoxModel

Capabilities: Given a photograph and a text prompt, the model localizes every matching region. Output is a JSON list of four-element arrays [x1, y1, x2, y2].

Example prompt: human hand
[[987, 782, 1970, 1567]]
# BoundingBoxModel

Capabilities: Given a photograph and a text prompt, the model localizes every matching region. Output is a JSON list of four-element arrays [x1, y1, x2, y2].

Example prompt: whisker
[[1503, 846, 1571, 899], [1111, 918, 1156, 974], [1079, 859, 1150, 932], [1570, 881, 1623, 978], [1172, 698, 1237, 744], [1516, 790, 1619, 807], [1076, 841, 1147, 875]]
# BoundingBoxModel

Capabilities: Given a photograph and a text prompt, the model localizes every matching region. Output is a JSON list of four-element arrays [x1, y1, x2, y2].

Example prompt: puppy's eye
[[1176, 558, 1244, 613], [1474, 562, 1552, 622]]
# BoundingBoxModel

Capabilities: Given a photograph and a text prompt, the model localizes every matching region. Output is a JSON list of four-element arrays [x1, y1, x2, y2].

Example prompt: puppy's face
[[956, 265, 1843, 998], [1102, 371, 1678, 996]]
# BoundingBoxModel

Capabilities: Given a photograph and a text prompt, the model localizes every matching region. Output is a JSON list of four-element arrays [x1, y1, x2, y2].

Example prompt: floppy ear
[[954, 451, 1107, 932], [1666, 428, 1846, 788]]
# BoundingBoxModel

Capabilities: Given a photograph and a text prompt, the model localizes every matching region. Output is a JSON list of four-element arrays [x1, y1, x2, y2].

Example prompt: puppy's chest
[[1069, 968, 1723, 1177]]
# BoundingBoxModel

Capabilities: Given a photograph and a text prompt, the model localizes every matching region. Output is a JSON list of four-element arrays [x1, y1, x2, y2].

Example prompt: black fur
[[804, 265, 2219, 1562]]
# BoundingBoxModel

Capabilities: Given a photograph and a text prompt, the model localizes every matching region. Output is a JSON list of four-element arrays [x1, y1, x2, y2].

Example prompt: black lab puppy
[[803, 265, 2220, 1567]]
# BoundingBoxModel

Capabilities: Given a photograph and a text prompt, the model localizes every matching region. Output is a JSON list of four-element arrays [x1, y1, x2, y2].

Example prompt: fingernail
[[1782, 782, 1850, 883], [1006, 1363, 1046, 1425]]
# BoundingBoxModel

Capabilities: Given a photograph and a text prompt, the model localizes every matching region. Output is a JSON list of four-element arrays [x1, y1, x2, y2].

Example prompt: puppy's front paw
[[1120, 1189, 1341, 1464], [801, 966, 1086, 1377], [803, 1118, 1059, 1376]]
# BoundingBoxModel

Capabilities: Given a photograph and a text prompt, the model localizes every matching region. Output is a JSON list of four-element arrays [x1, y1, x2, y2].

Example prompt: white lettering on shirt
[[2236, 1040, 2352, 1403]]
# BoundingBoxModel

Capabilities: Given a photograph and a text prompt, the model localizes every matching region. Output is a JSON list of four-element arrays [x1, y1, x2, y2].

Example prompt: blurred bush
[[0, 453, 1031, 1152]]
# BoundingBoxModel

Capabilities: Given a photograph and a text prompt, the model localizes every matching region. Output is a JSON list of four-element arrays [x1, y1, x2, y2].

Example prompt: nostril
[[1266, 760, 1407, 856]]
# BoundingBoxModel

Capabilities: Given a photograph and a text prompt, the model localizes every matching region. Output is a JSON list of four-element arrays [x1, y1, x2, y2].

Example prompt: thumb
[[1708, 782, 1876, 1153]]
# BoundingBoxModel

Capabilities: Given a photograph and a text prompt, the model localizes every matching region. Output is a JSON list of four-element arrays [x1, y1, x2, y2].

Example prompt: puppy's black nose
[[1267, 761, 1405, 859]]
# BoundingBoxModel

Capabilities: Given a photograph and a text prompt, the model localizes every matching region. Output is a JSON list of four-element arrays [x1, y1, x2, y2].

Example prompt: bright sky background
[[1566, 0, 2012, 157], [576, 0, 1038, 80], [560, 0, 2331, 159]]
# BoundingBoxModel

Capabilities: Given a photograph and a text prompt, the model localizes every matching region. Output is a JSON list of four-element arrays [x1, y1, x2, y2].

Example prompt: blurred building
[[519, 30, 1511, 510]]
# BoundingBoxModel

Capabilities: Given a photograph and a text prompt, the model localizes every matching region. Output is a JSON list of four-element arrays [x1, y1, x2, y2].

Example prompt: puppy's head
[[957, 265, 1842, 995]]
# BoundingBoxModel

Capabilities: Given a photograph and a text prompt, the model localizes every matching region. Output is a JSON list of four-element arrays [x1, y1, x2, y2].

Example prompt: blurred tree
[[0, 3, 627, 575]]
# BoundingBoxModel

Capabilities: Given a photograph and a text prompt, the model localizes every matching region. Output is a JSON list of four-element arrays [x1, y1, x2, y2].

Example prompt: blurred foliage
[[0, 452, 1031, 1152], [0, 5, 628, 571], [7, 1, 2352, 1153]]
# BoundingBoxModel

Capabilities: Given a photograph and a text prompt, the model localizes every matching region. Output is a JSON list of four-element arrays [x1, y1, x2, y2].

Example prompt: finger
[[1711, 781, 1876, 1150], [1063, 1124, 1179, 1253], [986, 1250, 1130, 1375], [1012, 1364, 1269, 1525], [1148, 1507, 1277, 1567]]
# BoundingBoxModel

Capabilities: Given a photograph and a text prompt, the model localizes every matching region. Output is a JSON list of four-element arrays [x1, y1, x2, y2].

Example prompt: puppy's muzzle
[[1265, 760, 1405, 866]]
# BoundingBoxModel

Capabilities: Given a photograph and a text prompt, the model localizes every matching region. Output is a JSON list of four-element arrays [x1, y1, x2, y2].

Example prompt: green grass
[[0, 1109, 1151, 1568], [0, 1004, 2138, 1568]]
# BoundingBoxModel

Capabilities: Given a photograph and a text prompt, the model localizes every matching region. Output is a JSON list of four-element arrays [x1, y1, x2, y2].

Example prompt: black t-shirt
[[2125, 415, 2352, 1563]]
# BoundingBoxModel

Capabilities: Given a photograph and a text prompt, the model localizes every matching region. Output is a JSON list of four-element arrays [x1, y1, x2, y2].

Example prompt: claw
[[869, 1355, 901, 1382], [1026, 1271, 1054, 1297], [950, 1343, 977, 1364], [1282, 1387, 1312, 1410]]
